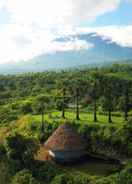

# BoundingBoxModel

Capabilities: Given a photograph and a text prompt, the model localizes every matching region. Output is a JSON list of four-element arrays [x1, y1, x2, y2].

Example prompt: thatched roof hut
[[44, 122, 87, 163]]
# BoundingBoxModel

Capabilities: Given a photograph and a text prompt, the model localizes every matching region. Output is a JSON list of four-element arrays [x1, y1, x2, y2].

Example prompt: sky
[[0, 0, 132, 64]]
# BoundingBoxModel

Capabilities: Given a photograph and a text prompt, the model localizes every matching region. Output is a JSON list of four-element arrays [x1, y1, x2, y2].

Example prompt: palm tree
[[75, 87, 80, 120], [89, 72, 101, 122], [62, 87, 66, 119], [123, 80, 130, 121], [56, 79, 70, 119], [124, 89, 129, 121], [102, 76, 115, 123], [69, 77, 87, 121], [35, 95, 50, 133], [68, 79, 81, 120], [93, 80, 98, 122]]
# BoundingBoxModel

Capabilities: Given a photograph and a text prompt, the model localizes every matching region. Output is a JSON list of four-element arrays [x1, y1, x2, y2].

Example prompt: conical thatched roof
[[45, 122, 86, 151]]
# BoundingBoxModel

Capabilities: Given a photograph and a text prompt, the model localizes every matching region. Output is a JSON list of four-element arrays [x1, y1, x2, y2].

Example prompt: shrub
[[0, 145, 6, 160], [51, 173, 71, 184], [34, 162, 60, 183], [5, 133, 39, 173], [0, 161, 11, 184], [20, 101, 33, 115], [95, 174, 118, 184], [11, 169, 38, 184], [117, 164, 132, 184], [51, 172, 94, 184]]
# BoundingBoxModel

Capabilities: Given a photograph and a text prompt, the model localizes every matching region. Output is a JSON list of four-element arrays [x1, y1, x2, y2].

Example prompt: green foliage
[[34, 162, 60, 183], [117, 164, 132, 184], [0, 161, 11, 184], [20, 101, 33, 114], [0, 144, 6, 160], [78, 121, 132, 157], [11, 169, 39, 184], [51, 173, 69, 184], [51, 172, 93, 184], [72, 173, 93, 184], [5, 133, 39, 173], [33, 95, 50, 114], [55, 98, 68, 111], [95, 174, 118, 184], [0, 64, 132, 184], [0, 63, 132, 124]]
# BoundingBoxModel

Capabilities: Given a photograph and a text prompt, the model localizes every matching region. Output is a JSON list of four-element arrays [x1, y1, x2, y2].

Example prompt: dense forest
[[0, 63, 132, 184]]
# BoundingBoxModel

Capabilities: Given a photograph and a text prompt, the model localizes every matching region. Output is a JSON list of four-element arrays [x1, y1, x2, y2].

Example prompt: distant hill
[[0, 33, 132, 74]]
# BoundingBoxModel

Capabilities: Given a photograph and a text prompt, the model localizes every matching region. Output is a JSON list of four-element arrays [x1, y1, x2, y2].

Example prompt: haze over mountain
[[0, 32, 132, 74]]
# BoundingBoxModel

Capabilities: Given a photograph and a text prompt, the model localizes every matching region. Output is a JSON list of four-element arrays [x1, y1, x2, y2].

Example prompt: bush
[[11, 169, 38, 184], [117, 164, 132, 184], [95, 174, 118, 184], [72, 172, 93, 184], [51, 172, 94, 184], [34, 162, 60, 183], [20, 101, 33, 115], [0, 161, 11, 184], [0, 145, 6, 160], [5, 133, 39, 173]]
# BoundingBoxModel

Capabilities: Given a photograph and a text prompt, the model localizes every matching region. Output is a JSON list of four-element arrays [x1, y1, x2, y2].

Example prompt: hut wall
[[49, 150, 87, 162]]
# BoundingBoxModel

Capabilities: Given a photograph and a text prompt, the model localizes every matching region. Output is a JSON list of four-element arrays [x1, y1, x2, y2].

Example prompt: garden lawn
[[0, 110, 127, 143], [32, 110, 125, 128]]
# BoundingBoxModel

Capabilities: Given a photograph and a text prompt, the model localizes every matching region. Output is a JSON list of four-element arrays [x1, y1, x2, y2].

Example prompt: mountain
[[0, 33, 132, 74]]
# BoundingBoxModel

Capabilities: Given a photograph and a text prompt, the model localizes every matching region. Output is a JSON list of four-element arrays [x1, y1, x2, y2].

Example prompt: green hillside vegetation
[[0, 63, 132, 184]]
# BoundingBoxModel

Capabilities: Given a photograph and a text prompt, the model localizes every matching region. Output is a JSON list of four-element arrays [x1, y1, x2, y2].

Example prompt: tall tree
[[123, 80, 131, 121], [61, 88, 66, 119], [34, 95, 50, 133], [68, 78, 83, 121], [56, 80, 69, 119], [89, 72, 101, 122], [102, 76, 116, 123], [75, 87, 80, 120], [93, 80, 98, 122]]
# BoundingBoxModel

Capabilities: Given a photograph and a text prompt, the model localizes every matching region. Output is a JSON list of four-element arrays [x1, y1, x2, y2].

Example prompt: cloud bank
[[4, 0, 120, 27], [76, 25, 132, 47], [0, 0, 131, 64]]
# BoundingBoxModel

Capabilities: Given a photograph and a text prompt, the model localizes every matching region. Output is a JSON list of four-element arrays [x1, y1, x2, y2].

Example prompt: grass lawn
[[0, 109, 127, 144], [31, 110, 125, 128]]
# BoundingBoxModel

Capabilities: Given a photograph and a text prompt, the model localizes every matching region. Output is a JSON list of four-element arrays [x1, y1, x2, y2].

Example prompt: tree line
[[0, 64, 132, 126]]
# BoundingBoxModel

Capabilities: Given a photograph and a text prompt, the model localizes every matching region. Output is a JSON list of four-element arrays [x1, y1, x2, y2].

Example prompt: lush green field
[[31, 110, 125, 127], [0, 110, 127, 140]]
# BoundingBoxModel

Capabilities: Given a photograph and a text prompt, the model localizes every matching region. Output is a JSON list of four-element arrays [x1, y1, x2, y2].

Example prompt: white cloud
[[0, 23, 55, 63], [0, 0, 125, 64], [90, 26, 132, 47], [0, 0, 5, 9], [0, 23, 93, 64], [4, 0, 120, 27], [59, 25, 132, 48], [48, 25, 132, 48], [51, 39, 93, 52]]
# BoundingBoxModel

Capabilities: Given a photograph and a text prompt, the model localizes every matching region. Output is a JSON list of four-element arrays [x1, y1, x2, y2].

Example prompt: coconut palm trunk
[[93, 80, 98, 122], [76, 88, 80, 120], [124, 89, 129, 121], [62, 107, 65, 119], [108, 108, 112, 123], [93, 99, 97, 122], [62, 88, 66, 119], [41, 109, 44, 133]]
